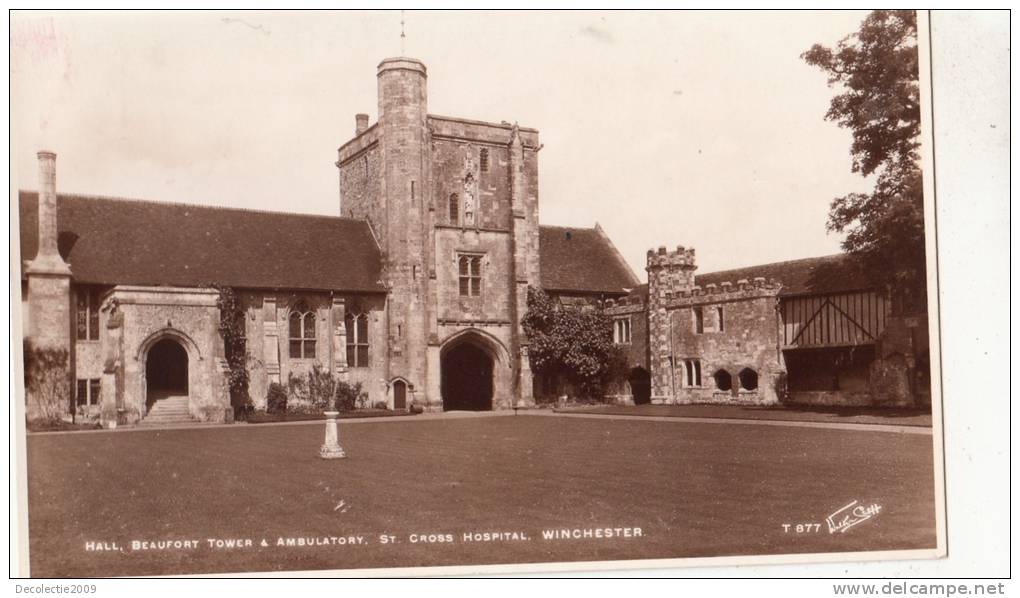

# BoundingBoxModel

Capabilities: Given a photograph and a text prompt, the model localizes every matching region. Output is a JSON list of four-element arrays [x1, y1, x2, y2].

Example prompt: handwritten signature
[[825, 500, 882, 534]]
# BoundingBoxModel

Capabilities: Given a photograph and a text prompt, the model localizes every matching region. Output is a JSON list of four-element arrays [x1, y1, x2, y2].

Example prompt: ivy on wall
[[214, 286, 252, 418], [521, 286, 627, 401]]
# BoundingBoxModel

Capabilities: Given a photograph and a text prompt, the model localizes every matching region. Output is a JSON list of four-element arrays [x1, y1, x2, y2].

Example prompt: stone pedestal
[[319, 411, 347, 459]]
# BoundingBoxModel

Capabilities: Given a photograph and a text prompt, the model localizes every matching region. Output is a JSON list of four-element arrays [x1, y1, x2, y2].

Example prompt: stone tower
[[645, 246, 697, 400], [376, 57, 429, 395], [337, 56, 541, 411]]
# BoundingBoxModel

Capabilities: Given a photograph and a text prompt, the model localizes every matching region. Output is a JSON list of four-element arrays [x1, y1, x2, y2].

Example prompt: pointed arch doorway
[[145, 337, 189, 411], [440, 335, 496, 411]]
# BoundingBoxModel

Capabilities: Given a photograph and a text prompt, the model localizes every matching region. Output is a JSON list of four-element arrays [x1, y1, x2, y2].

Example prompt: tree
[[522, 286, 627, 400], [803, 10, 926, 306]]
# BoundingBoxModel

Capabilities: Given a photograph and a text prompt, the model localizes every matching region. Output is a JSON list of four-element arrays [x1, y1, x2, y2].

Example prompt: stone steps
[[141, 396, 195, 425]]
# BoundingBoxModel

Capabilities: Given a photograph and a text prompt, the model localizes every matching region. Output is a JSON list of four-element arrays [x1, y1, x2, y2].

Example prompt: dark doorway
[[393, 380, 407, 410], [441, 342, 494, 411], [784, 345, 875, 392], [628, 367, 651, 405], [146, 338, 188, 409]]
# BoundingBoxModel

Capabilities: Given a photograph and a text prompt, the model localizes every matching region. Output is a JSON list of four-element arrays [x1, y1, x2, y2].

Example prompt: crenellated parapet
[[660, 276, 781, 308], [646, 245, 697, 270], [646, 245, 697, 305], [604, 294, 646, 316]]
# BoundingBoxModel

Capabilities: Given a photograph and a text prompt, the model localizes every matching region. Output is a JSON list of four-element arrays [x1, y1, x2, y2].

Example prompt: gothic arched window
[[449, 193, 459, 225], [288, 301, 316, 359], [345, 311, 370, 367]]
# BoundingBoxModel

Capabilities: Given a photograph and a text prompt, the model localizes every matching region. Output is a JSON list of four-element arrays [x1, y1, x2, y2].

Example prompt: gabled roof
[[18, 192, 386, 293], [539, 225, 640, 295], [695, 253, 876, 297]]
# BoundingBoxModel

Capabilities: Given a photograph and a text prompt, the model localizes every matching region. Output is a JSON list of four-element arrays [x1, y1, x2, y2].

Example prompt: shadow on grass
[[553, 403, 932, 427], [246, 409, 418, 424]]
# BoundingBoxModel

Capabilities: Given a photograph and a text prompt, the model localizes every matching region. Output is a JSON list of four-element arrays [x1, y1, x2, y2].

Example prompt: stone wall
[[605, 296, 649, 371], [434, 229, 513, 323], [24, 274, 72, 421], [662, 284, 784, 405], [241, 291, 389, 410], [431, 137, 511, 229], [338, 136, 382, 237]]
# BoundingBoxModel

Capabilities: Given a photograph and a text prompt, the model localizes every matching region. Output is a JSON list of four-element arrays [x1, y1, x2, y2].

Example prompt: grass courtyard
[[26, 415, 937, 577]]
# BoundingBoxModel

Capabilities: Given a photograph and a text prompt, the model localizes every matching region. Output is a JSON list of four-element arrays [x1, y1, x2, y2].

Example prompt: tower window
[[683, 359, 702, 387], [459, 254, 482, 297], [717, 306, 724, 332], [345, 312, 370, 367], [693, 307, 704, 334], [449, 193, 459, 225], [480, 148, 489, 172], [288, 301, 316, 359], [613, 317, 632, 344], [76, 287, 101, 341]]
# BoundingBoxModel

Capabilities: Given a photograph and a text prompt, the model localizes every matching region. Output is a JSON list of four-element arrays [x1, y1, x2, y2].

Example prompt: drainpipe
[[669, 309, 677, 404]]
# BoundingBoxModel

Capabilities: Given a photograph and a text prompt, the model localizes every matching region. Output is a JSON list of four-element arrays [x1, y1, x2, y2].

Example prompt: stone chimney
[[24, 150, 73, 420], [26, 150, 71, 276], [355, 113, 369, 135]]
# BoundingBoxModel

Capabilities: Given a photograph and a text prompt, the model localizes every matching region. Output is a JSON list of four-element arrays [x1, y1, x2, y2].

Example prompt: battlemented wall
[[646, 246, 785, 405]]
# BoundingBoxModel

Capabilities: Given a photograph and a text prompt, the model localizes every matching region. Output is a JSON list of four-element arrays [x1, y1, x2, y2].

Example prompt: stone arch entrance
[[145, 337, 189, 411], [440, 333, 498, 411], [628, 367, 651, 405]]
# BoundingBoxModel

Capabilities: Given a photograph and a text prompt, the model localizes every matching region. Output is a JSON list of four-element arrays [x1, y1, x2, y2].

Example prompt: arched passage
[[441, 336, 496, 411], [145, 338, 189, 409], [628, 367, 651, 405], [738, 368, 759, 391]]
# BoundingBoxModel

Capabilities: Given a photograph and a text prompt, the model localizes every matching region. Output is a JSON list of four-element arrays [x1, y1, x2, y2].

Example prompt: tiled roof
[[18, 192, 385, 293], [695, 253, 876, 297], [539, 225, 640, 294]]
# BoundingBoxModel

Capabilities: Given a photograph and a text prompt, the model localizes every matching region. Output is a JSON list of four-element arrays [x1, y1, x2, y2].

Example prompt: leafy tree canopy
[[803, 10, 926, 299]]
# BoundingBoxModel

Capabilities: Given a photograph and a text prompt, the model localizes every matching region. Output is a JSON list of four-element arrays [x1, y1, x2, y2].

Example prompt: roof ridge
[[19, 189, 369, 224], [697, 253, 849, 277], [538, 223, 596, 231]]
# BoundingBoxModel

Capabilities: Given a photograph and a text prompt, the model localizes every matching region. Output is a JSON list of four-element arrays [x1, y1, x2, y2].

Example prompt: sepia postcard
[[10, 10, 949, 578]]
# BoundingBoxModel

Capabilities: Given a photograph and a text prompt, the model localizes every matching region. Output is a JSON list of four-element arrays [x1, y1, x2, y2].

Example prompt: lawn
[[554, 403, 933, 427], [25, 415, 937, 577]]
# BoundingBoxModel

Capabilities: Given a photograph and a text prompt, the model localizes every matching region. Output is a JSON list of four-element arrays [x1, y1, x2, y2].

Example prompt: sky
[[11, 10, 875, 278]]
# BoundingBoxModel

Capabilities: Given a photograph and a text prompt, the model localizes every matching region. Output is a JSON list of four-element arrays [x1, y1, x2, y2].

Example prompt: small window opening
[[739, 368, 759, 391], [714, 369, 732, 392]]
